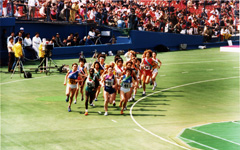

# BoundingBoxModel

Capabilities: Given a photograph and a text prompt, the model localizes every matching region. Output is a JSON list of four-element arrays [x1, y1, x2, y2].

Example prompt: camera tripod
[[11, 58, 27, 79], [36, 56, 58, 75]]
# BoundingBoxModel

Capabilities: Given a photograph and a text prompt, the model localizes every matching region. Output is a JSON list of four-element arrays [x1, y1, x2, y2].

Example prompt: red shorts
[[144, 70, 152, 76]]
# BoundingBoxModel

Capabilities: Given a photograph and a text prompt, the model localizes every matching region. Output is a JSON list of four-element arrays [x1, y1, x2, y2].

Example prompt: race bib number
[[123, 82, 131, 88], [87, 81, 95, 88], [105, 80, 113, 87], [145, 66, 151, 70]]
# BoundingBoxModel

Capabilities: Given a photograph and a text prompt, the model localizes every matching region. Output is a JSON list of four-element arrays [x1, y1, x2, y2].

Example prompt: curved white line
[[130, 76, 239, 150]]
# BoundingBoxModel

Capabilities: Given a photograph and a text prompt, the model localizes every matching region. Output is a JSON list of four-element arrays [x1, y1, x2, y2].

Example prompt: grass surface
[[1, 48, 239, 150]]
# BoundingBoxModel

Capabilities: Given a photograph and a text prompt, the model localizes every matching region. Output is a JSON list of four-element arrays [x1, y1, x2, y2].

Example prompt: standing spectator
[[7, 32, 15, 45], [57, 0, 64, 21], [8, 37, 15, 72], [24, 33, 37, 59], [2, 0, 7, 17], [69, 1, 79, 22], [55, 33, 63, 47], [28, 0, 40, 20], [18, 27, 25, 39], [15, 32, 23, 44], [174, 22, 182, 33], [32, 32, 41, 57]]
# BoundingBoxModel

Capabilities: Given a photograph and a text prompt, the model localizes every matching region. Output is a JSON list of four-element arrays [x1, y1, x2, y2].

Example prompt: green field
[[1, 48, 239, 150]]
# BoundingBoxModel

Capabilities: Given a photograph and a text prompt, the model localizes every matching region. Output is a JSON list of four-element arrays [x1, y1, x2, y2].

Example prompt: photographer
[[11, 38, 23, 72], [38, 38, 47, 73]]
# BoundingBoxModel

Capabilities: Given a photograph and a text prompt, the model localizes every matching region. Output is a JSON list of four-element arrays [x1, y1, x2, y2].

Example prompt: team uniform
[[66, 70, 80, 94], [152, 58, 159, 74], [120, 75, 132, 93], [104, 74, 115, 94], [143, 58, 154, 76], [115, 65, 124, 85]]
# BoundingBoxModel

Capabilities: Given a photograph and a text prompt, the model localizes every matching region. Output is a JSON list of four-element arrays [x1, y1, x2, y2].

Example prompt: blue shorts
[[104, 86, 115, 94]]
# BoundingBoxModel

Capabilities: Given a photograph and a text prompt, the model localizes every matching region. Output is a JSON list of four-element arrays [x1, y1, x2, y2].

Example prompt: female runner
[[75, 58, 88, 104], [102, 66, 117, 116], [151, 51, 162, 90], [141, 49, 157, 96], [119, 68, 135, 114], [129, 57, 140, 101], [84, 68, 99, 116], [64, 63, 82, 112], [114, 58, 124, 105], [94, 54, 106, 101]]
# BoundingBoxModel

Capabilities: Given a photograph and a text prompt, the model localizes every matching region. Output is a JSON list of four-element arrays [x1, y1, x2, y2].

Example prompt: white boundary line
[[179, 136, 218, 150], [111, 120, 117, 123], [134, 129, 141, 132], [0, 75, 59, 85], [189, 128, 240, 146], [130, 76, 239, 150], [232, 121, 240, 125]]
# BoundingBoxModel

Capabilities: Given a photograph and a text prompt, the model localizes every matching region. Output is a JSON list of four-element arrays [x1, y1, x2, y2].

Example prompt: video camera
[[44, 44, 54, 57]]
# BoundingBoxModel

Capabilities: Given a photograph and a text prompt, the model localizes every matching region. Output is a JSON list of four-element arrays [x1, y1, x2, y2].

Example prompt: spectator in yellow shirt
[[11, 38, 23, 72]]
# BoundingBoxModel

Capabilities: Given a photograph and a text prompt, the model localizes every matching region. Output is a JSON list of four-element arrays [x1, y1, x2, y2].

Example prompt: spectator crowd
[[1, 0, 240, 42]]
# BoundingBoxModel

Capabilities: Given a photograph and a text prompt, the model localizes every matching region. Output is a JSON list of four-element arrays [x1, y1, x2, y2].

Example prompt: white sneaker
[[128, 97, 133, 102], [104, 112, 108, 116], [152, 86, 156, 91], [90, 103, 95, 106], [74, 100, 77, 104], [139, 85, 142, 88], [124, 106, 127, 111]]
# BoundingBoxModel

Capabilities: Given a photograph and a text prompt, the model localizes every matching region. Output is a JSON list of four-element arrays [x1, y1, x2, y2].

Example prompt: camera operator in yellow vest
[[38, 38, 47, 73], [11, 38, 23, 72]]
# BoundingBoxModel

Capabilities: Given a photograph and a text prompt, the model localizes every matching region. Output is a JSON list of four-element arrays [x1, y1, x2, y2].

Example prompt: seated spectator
[[66, 36, 72, 46], [55, 33, 64, 47], [51, 36, 58, 47], [71, 37, 79, 46], [79, 36, 86, 45], [62, 38, 67, 46], [88, 27, 96, 38], [85, 35, 94, 45]]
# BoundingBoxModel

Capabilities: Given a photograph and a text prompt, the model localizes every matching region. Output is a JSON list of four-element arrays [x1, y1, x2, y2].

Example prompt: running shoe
[[104, 112, 108, 116], [81, 96, 84, 101], [113, 102, 116, 107], [74, 100, 77, 104], [66, 97, 69, 102], [139, 85, 142, 88], [85, 112, 88, 116], [121, 110, 124, 115], [128, 97, 133, 102], [132, 97, 135, 101], [124, 106, 127, 111], [142, 93, 146, 96], [152, 86, 156, 91], [94, 98, 98, 101], [150, 80, 153, 85], [68, 107, 71, 112], [90, 103, 95, 106]]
